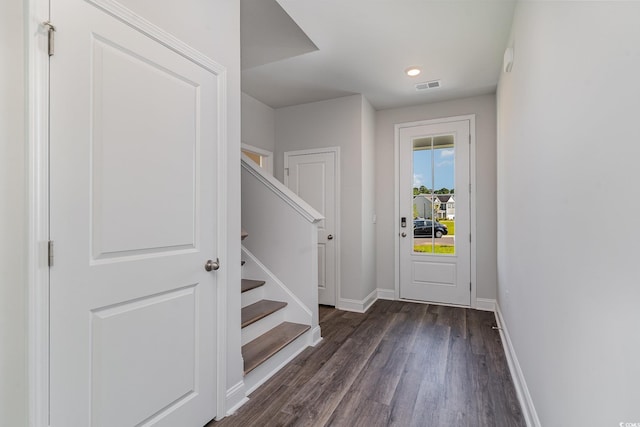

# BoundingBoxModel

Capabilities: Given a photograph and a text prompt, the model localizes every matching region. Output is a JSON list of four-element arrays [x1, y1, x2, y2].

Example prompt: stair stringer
[[240, 246, 321, 394], [241, 246, 313, 328], [243, 328, 312, 394]]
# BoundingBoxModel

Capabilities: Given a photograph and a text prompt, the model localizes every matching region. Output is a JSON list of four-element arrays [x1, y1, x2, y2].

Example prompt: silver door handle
[[327, 234, 334, 240], [401, 232, 407, 237], [205, 258, 220, 272]]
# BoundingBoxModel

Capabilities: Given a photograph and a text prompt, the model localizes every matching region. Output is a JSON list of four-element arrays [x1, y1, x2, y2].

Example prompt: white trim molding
[[241, 246, 313, 319], [242, 154, 323, 224], [469, 115, 478, 309], [224, 381, 248, 417], [86, 0, 225, 74], [310, 325, 323, 346], [376, 288, 395, 300], [495, 303, 541, 427], [27, 1, 52, 425], [475, 298, 496, 312], [243, 330, 313, 395], [337, 289, 377, 313]]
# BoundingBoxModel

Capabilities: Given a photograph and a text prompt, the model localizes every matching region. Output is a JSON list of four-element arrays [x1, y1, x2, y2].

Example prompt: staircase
[[237, 155, 323, 399], [240, 229, 312, 391]]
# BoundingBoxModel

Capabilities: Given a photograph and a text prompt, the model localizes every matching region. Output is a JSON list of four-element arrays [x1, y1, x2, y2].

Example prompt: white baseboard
[[310, 325, 322, 346], [377, 288, 395, 300], [475, 298, 496, 312], [362, 289, 377, 312], [336, 291, 493, 313], [224, 380, 248, 417], [495, 303, 541, 427], [337, 289, 377, 313], [336, 298, 366, 313]]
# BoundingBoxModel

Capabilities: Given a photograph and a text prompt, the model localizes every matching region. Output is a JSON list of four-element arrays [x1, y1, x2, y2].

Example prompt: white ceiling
[[241, 0, 516, 110]]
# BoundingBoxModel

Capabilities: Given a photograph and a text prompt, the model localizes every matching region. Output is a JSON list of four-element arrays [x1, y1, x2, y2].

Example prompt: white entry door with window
[[285, 148, 339, 306], [398, 119, 472, 306], [48, 0, 223, 425]]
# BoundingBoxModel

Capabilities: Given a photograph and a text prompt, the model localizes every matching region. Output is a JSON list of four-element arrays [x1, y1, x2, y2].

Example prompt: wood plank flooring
[[209, 300, 525, 427]]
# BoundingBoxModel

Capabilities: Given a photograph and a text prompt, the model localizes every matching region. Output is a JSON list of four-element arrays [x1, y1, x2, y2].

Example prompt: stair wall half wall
[[241, 156, 322, 328]]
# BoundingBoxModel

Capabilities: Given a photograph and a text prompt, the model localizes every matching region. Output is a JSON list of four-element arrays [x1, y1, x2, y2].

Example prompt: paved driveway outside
[[414, 236, 455, 246]]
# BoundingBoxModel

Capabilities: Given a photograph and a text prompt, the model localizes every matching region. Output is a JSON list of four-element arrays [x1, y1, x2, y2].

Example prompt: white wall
[[497, 2, 640, 425], [375, 94, 498, 300], [275, 94, 374, 304], [0, 0, 27, 425], [241, 92, 275, 153]]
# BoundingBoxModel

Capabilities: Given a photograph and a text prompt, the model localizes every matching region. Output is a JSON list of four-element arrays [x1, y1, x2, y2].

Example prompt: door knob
[[401, 232, 407, 237], [205, 258, 220, 272], [327, 234, 334, 240]]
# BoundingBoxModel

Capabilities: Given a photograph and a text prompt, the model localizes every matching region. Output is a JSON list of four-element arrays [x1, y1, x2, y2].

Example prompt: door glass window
[[412, 134, 455, 255]]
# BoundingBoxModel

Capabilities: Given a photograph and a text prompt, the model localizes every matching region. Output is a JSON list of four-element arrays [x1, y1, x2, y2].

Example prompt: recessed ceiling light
[[405, 66, 422, 77]]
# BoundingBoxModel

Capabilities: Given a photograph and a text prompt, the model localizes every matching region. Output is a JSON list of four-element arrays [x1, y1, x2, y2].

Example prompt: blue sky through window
[[413, 147, 455, 191]]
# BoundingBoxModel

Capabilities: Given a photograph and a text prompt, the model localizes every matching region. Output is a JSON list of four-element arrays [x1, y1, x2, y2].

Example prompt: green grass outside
[[440, 219, 455, 235], [414, 244, 455, 254]]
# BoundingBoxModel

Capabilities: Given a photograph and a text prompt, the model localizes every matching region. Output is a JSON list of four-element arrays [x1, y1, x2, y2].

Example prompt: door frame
[[26, 0, 231, 423], [283, 147, 341, 307], [394, 115, 478, 308]]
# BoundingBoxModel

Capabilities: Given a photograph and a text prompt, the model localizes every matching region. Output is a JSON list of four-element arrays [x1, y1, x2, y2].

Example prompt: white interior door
[[285, 149, 338, 306], [399, 120, 471, 306], [49, 0, 221, 425]]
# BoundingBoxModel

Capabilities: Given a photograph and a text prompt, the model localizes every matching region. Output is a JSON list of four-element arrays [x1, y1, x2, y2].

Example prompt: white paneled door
[[49, 0, 221, 425], [285, 149, 339, 306], [399, 119, 471, 306]]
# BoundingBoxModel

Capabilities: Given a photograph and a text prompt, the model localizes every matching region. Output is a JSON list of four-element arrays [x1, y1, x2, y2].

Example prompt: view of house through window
[[412, 134, 455, 255]]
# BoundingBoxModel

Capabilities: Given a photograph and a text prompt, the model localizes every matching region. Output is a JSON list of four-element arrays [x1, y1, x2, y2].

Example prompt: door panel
[[91, 36, 199, 257], [318, 243, 327, 293], [413, 261, 456, 285], [90, 287, 197, 427], [399, 120, 471, 305], [294, 162, 327, 229], [285, 150, 338, 306], [49, 0, 220, 425]]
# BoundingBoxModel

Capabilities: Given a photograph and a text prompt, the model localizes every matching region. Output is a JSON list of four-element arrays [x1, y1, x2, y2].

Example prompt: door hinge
[[48, 240, 54, 267], [469, 183, 471, 193], [43, 21, 56, 56], [469, 233, 471, 243], [285, 167, 289, 176], [469, 134, 471, 144], [470, 282, 472, 292]]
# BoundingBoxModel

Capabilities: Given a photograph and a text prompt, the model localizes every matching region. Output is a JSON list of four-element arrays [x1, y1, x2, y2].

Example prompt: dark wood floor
[[210, 300, 525, 427]]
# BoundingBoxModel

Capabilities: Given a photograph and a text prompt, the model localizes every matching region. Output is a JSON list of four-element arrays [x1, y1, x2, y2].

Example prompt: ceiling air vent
[[416, 80, 442, 91]]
